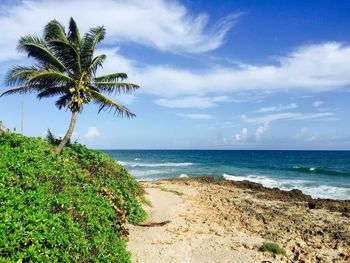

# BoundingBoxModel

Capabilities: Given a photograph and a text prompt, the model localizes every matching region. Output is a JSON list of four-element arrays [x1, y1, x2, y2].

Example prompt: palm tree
[[1, 18, 139, 154]]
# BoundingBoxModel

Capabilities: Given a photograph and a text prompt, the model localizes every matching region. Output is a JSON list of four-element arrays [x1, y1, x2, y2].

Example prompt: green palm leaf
[[47, 39, 81, 74], [17, 36, 66, 71], [94, 72, 128, 82], [67, 17, 81, 48], [81, 26, 105, 69], [27, 71, 74, 86], [5, 66, 40, 86], [89, 54, 106, 74], [2, 17, 139, 154], [55, 94, 72, 109], [37, 86, 68, 99], [44, 19, 67, 41], [93, 82, 139, 94], [90, 90, 135, 117], [1, 86, 43, 97]]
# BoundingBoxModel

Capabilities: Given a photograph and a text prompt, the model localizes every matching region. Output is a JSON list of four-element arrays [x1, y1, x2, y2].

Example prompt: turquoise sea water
[[102, 150, 350, 200]]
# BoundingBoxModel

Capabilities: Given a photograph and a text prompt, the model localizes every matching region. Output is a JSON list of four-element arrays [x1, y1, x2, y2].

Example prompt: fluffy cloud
[[257, 103, 298, 113], [234, 128, 248, 142], [155, 96, 229, 109], [0, 0, 239, 62], [255, 122, 269, 140], [99, 42, 350, 100], [313, 101, 324, 108], [177, 113, 213, 120], [85, 126, 100, 139], [3, 1, 350, 110], [240, 111, 335, 140]]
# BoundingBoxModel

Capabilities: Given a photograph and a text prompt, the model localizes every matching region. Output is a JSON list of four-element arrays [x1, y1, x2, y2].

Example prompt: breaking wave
[[117, 161, 194, 168], [223, 173, 350, 200], [291, 166, 350, 176]]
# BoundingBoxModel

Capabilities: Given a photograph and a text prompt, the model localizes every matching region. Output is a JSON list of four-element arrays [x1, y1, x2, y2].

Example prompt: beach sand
[[128, 178, 350, 263]]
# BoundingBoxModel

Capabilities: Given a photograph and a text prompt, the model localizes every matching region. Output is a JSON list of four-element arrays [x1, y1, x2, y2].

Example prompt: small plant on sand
[[259, 242, 285, 255]]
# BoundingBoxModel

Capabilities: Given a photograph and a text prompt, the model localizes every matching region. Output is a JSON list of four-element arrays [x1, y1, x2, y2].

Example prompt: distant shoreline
[[104, 150, 350, 200], [142, 176, 350, 210]]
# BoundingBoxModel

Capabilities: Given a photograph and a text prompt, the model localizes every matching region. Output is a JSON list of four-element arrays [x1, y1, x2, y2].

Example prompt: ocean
[[101, 150, 350, 200]]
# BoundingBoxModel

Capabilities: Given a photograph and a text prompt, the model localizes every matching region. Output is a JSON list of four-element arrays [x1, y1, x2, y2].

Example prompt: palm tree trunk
[[55, 111, 78, 155]]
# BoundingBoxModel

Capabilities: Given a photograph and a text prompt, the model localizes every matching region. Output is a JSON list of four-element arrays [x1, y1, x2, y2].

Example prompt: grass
[[140, 195, 153, 207], [155, 186, 184, 196], [0, 131, 146, 262], [259, 242, 285, 255]]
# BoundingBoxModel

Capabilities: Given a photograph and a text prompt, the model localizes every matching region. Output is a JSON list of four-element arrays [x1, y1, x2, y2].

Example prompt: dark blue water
[[102, 150, 350, 200]]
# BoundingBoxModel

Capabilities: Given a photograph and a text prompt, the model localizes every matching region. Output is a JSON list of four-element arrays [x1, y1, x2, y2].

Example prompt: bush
[[0, 131, 146, 262], [259, 242, 285, 255]]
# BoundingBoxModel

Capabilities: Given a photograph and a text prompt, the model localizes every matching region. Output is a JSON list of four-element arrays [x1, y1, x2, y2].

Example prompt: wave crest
[[117, 161, 194, 167], [223, 173, 350, 200]]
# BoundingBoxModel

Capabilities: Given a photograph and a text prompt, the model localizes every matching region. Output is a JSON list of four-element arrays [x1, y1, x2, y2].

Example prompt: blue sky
[[1, 0, 350, 150]]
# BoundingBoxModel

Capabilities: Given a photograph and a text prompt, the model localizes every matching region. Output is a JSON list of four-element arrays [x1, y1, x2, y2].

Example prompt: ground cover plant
[[0, 131, 146, 262]]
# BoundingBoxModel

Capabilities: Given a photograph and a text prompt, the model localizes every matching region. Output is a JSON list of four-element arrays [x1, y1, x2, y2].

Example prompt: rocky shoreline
[[130, 177, 350, 262], [190, 177, 350, 215]]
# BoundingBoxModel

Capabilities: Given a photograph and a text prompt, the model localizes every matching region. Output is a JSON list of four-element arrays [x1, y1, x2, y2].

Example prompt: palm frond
[[67, 17, 81, 48], [37, 86, 68, 99], [27, 71, 74, 87], [89, 54, 106, 75], [90, 90, 135, 117], [47, 39, 81, 74], [17, 35, 66, 71], [44, 19, 67, 41], [93, 82, 139, 94], [0, 86, 42, 97], [81, 26, 105, 69], [5, 66, 40, 86], [55, 94, 72, 109], [94, 72, 128, 82]]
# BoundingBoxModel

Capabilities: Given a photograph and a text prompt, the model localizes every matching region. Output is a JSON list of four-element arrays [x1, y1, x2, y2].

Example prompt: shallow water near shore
[[102, 150, 350, 200]]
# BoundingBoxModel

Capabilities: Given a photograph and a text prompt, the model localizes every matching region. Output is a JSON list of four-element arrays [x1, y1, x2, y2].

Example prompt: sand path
[[127, 182, 275, 263]]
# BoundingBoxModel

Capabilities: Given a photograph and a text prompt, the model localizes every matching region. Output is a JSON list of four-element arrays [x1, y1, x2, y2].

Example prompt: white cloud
[[243, 111, 335, 124], [239, 111, 335, 140], [0, 0, 239, 62], [234, 127, 248, 142], [313, 100, 324, 108], [177, 113, 213, 120], [2, 1, 350, 107], [255, 122, 269, 140], [85, 126, 100, 139], [99, 42, 350, 99], [257, 103, 298, 113], [156, 96, 229, 109]]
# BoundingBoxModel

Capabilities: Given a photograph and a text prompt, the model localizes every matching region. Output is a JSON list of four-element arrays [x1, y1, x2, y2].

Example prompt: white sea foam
[[134, 158, 141, 161], [118, 161, 194, 167], [129, 169, 165, 177], [310, 167, 316, 171], [223, 173, 350, 200], [179, 174, 189, 178]]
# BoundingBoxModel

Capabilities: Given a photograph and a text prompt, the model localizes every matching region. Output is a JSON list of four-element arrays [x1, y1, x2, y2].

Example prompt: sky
[[0, 0, 350, 150]]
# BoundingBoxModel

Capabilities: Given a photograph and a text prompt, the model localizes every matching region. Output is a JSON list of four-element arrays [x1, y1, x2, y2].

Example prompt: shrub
[[259, 242, 285, 255], [0, 131, 146, 262]]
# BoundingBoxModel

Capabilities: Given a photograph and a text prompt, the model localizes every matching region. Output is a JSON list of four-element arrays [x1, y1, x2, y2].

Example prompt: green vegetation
[[153, 186, 184, 196], [1, 17, 139, 154], [259, 242, 285, 255], [0, 131, 146, 262]]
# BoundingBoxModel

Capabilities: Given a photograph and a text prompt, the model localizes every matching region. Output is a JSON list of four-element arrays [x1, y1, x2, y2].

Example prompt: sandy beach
[[128, 178, 350, 263]]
